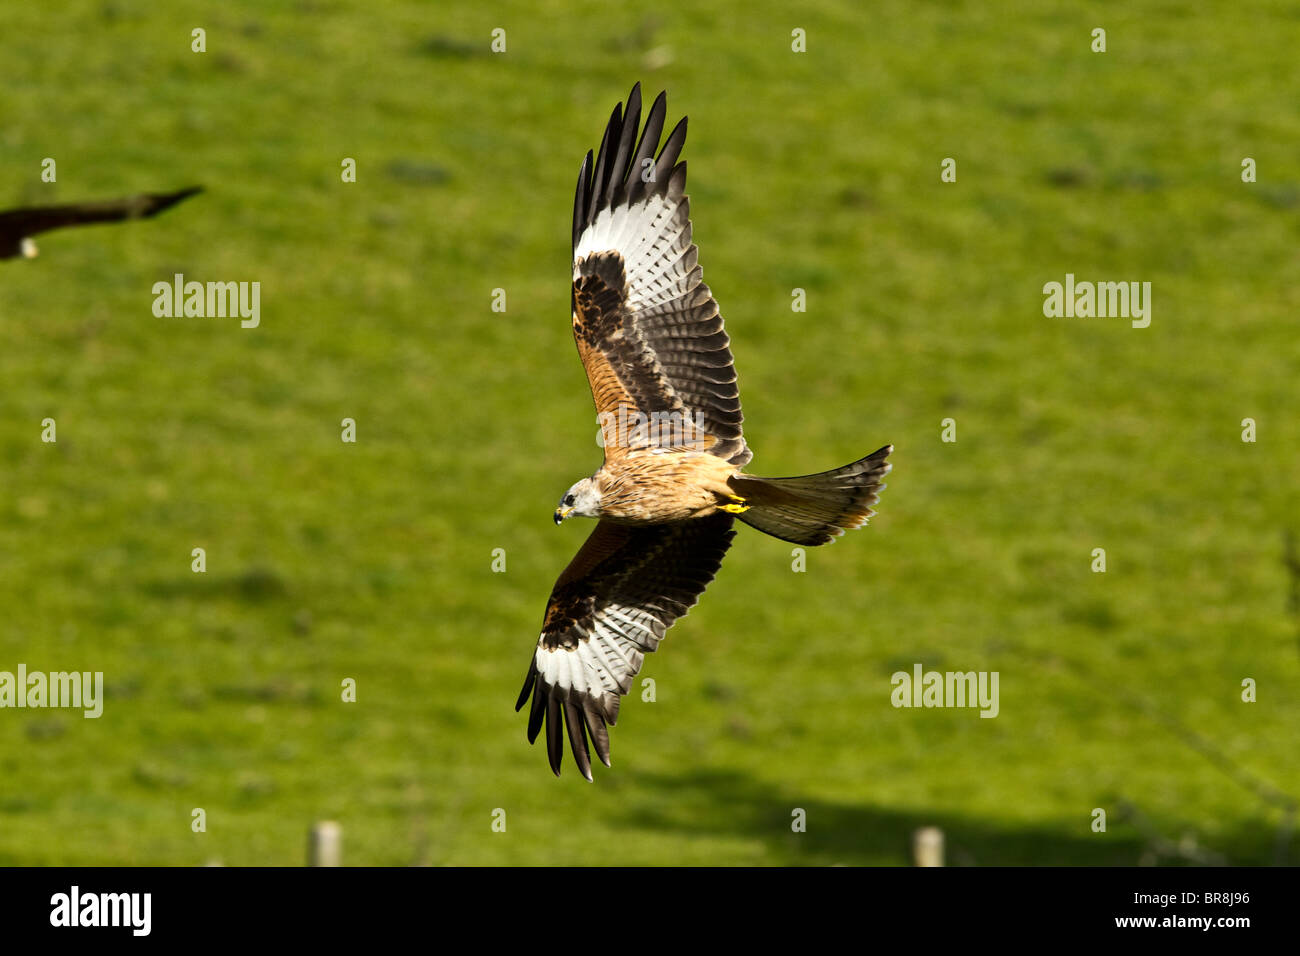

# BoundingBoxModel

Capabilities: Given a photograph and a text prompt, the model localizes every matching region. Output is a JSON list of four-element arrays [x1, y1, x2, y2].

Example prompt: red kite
[[517, 85, 892, 779]]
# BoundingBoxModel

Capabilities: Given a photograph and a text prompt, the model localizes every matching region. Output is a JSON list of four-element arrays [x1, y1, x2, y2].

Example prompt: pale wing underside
[[570, 84, 751, 467], [515, 514, 735, 779]]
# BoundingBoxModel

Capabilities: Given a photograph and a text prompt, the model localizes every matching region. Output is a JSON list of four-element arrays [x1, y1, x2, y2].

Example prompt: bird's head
[[555, 477, 601, 524]]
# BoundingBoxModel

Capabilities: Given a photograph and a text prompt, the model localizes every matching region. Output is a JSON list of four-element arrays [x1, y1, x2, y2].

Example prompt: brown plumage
[[0, 186, 203, 260], [516, 84, 893, 779]]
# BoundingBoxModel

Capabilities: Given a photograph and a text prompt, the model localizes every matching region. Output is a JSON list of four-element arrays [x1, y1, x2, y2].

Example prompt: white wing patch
[[532, 599, 665, 723], [573, 177, 697, 319]]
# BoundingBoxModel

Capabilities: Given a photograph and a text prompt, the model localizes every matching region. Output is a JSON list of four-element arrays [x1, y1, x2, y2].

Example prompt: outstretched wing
[[515, 513, 735, 780], [571, 84, 750, 466], [0, 187, 203, 259]]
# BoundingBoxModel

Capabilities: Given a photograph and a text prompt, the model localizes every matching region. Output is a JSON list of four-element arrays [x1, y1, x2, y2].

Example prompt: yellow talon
[[720, 495, 750, 515]]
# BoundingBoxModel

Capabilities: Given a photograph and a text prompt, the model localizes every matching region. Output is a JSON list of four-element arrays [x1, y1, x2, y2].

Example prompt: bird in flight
[[0, 186, 203, 260], [516, 84, 892, 780]]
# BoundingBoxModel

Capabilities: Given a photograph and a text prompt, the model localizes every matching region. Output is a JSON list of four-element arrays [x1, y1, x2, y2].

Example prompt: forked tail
[[728, 445, 892, 546]]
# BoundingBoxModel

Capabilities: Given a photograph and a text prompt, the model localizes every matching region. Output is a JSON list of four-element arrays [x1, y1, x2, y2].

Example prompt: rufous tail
[[728, 445, 892, 546]]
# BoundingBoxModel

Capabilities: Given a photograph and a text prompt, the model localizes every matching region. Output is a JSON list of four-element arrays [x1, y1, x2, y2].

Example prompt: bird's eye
[[564, 494, 575, 506]]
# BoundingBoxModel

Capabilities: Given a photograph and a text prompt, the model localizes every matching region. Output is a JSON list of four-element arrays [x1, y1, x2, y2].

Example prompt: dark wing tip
[[576, 85, 679, 248], [647, 89, 667, 121], [572, 149, 595, 252], [545, 694, 563, 776], [144, 186, 205, 217], [564, 700, 594, 781], [517, 653, 613, 780], [654, 115, 689, 183], [515, 660, 538, 712]]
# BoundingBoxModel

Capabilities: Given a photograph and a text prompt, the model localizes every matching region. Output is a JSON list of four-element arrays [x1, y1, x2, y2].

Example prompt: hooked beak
[[554, 507, 573, 525]]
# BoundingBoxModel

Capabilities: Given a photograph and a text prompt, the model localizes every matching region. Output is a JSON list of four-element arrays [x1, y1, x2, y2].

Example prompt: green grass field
[[1, 1, 1297, 865]]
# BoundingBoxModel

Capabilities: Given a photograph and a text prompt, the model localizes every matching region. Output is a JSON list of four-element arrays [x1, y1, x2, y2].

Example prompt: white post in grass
[[309, 821, 342, 867], [913, 826, 944, 867]]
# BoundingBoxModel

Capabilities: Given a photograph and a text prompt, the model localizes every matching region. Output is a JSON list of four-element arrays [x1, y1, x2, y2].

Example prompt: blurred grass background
[[0, 0, 1297, 865]]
